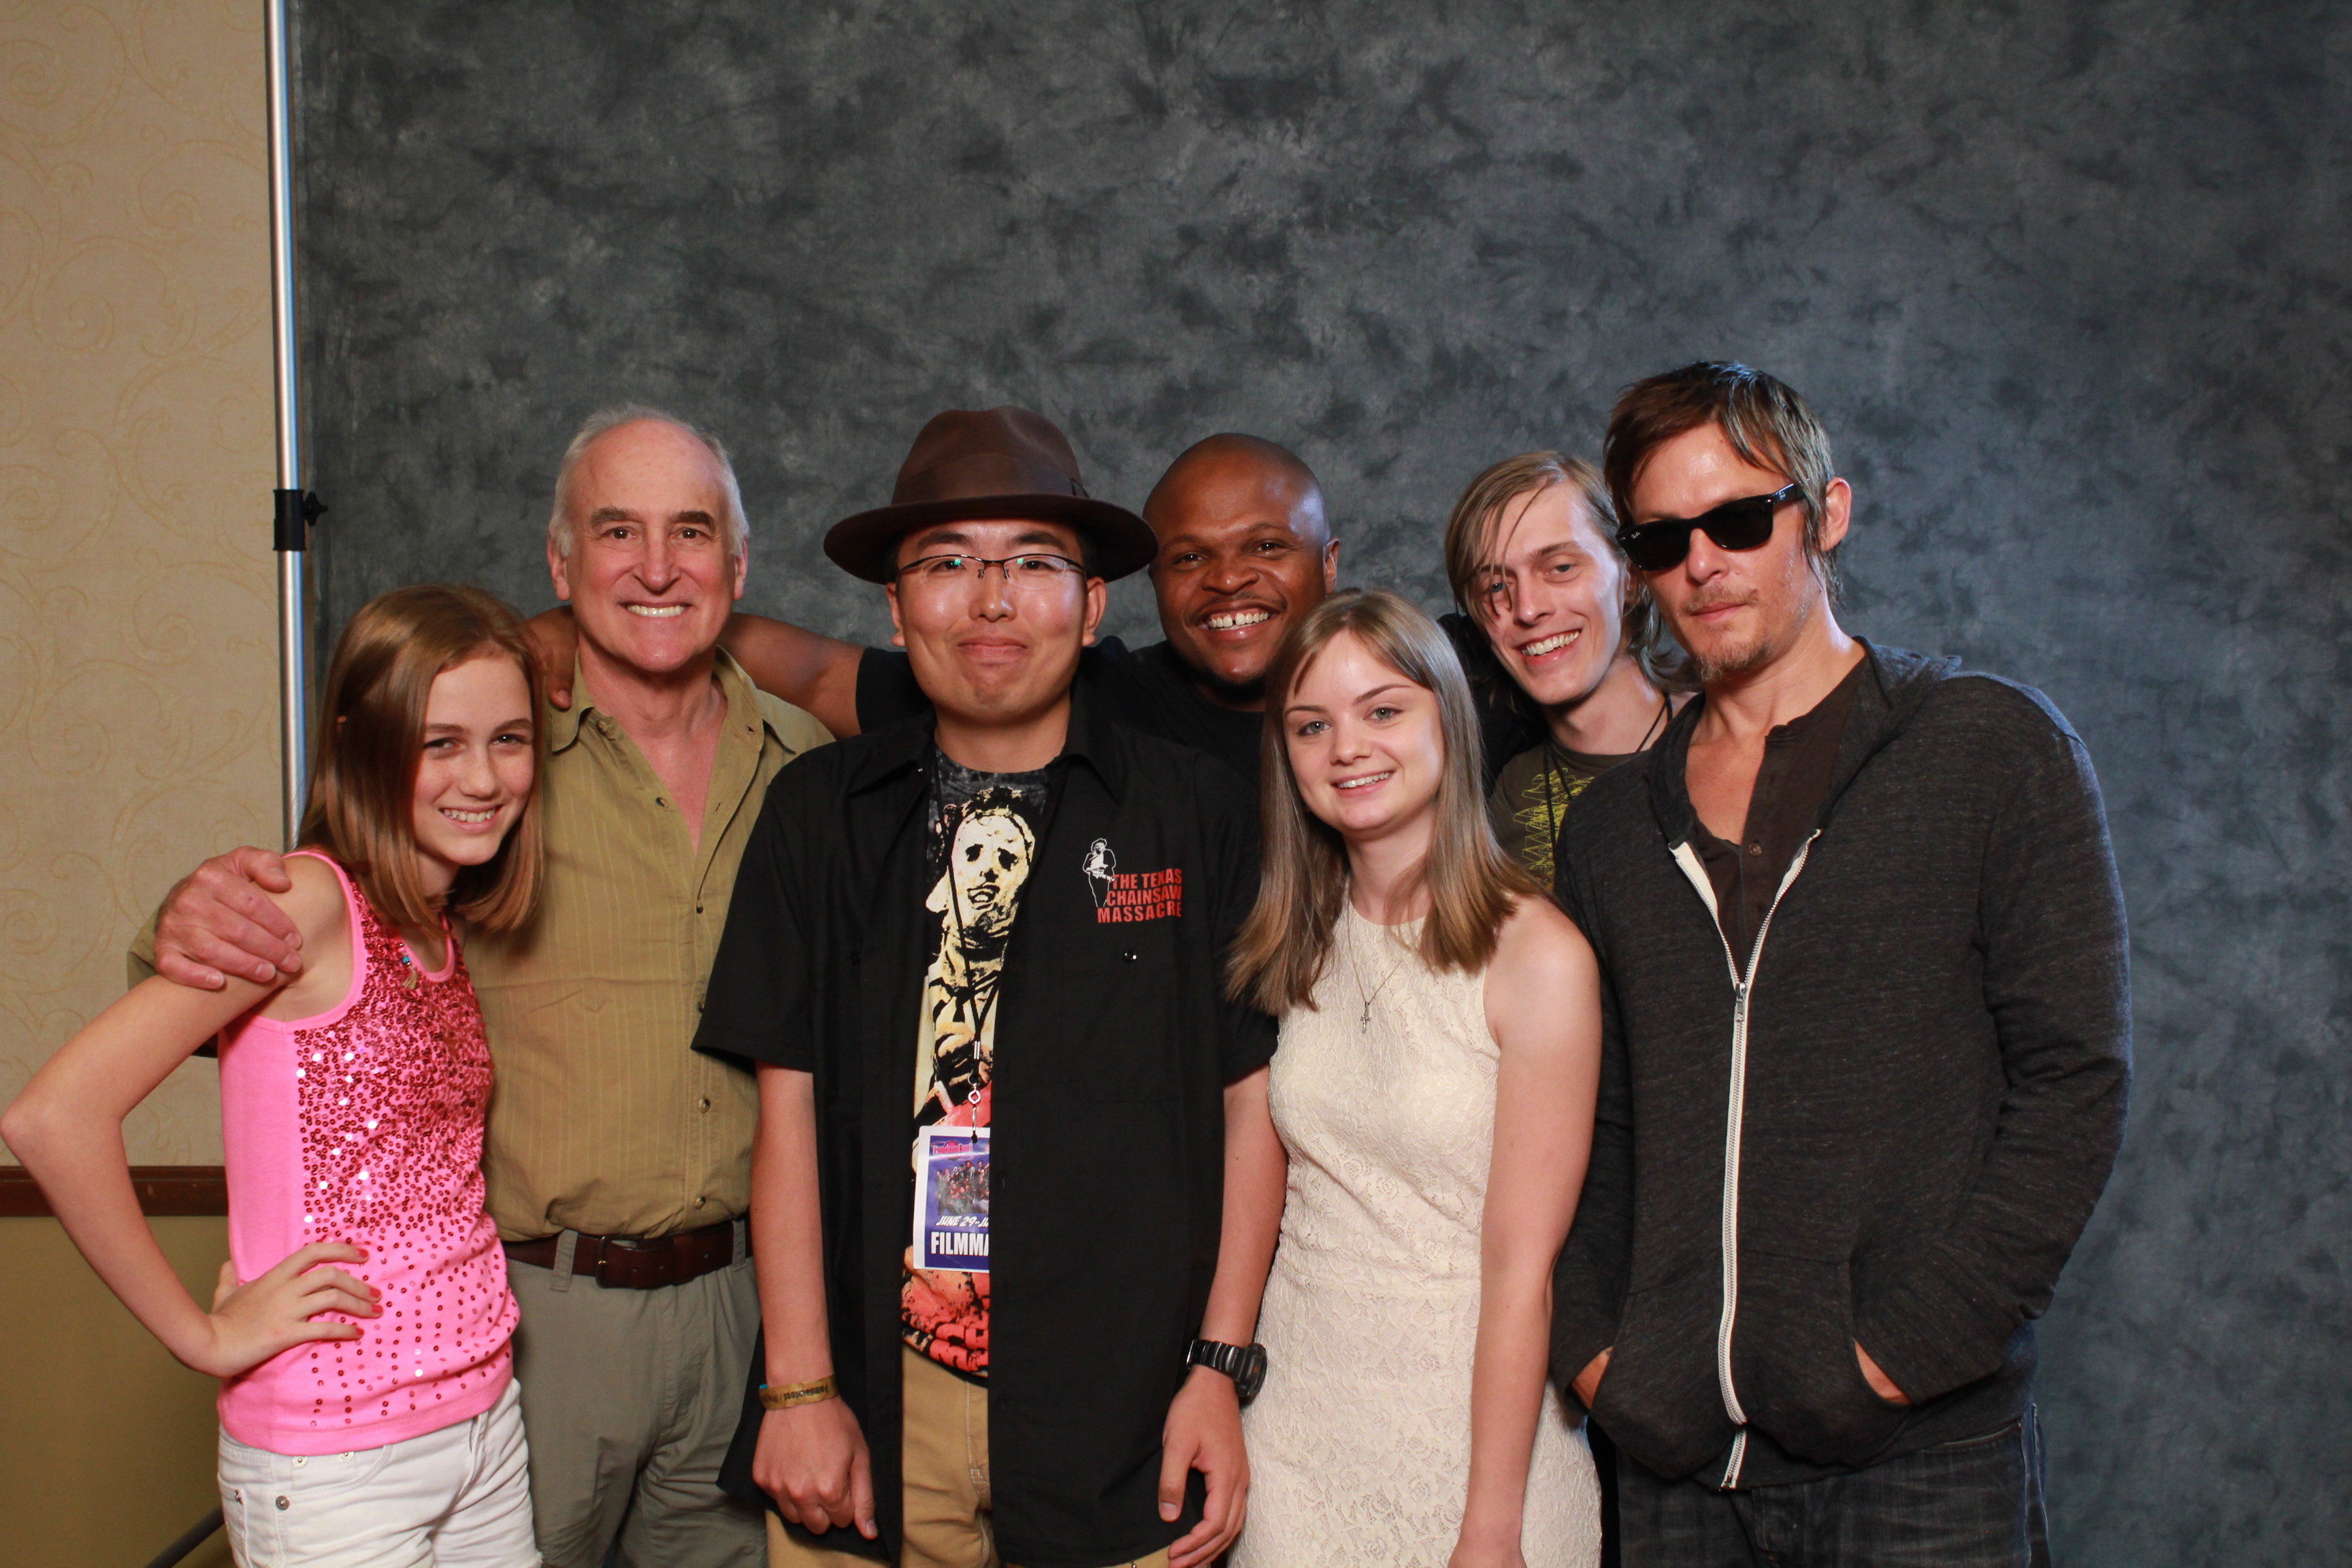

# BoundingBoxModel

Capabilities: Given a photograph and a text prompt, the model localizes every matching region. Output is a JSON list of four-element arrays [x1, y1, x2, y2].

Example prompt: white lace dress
[[1234, 906, 1600, 1568]]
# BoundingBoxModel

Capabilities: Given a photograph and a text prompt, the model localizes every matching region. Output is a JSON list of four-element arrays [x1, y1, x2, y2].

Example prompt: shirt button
[[1746, 843, 1763, 856], [698, 1097, 711, 1112], [694, 1196, 708, 1209], [657, 796, 668, 807], [275, 1496, 290, 1511], [696, 903, 704, 914]]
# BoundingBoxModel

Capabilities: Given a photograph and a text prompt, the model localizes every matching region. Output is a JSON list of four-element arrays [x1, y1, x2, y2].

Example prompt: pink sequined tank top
[[215, 851, 516, 1454]]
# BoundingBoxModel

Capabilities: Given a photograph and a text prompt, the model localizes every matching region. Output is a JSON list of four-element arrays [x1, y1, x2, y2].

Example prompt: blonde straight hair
[[1228, 589, 1537, 1014], [299, 583, 546, 934]]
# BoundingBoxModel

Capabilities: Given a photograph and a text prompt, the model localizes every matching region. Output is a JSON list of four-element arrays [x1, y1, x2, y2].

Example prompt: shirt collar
[[844, 683, 1127, 801], [545, 649, 765, 753]]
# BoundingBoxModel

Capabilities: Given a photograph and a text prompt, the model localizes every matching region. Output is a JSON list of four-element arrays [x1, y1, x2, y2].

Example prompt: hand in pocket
[[1855, 1343, 1910, 1406]]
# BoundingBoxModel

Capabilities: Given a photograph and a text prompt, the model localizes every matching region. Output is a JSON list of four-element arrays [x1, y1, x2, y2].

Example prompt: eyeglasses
[[894, 553, 1088, 590], [1616, 483, 1804, 572]]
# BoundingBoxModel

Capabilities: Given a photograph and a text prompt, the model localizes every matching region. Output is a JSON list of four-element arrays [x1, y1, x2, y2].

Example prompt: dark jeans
[[1616, 1410, 2050, 1568]]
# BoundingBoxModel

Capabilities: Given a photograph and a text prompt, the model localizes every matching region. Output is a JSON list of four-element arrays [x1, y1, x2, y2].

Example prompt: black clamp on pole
[[273, 489, 327, 552]]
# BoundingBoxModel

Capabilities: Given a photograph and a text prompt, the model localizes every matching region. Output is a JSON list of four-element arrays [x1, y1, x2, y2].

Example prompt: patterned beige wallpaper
[[1, 0, 277, 1164]]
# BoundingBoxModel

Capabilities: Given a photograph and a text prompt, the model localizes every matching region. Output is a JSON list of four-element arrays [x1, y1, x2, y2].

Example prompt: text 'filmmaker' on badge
[[914, 1123, 990, 1272]]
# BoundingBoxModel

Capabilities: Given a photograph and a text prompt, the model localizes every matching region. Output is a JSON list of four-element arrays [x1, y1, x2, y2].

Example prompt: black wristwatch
[[1184, 1338, 1269, 1404]]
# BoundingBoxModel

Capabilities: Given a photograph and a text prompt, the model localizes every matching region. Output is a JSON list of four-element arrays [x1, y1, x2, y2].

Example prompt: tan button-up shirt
[[466, 651, 830, 1241]]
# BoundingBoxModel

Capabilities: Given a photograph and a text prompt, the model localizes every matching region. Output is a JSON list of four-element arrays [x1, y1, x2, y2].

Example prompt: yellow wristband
[[759, 1375, 839, 1411]]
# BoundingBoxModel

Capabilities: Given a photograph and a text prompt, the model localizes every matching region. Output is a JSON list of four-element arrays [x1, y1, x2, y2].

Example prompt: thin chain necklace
[[1343, 906, 1414, 1031]]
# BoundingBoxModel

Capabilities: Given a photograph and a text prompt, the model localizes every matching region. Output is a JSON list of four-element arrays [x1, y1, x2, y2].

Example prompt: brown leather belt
[[503, 1218, 747, 1290]]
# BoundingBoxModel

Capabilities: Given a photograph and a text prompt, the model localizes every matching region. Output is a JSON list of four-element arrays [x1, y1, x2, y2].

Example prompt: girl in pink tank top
[[5, 585, 550, 1568], [214, 849, 514, 1452]]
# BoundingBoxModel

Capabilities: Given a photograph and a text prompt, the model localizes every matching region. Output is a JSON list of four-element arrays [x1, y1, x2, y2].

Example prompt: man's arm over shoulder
[[722, 614, 866, 738], [1852, 683, 2132, 1404]]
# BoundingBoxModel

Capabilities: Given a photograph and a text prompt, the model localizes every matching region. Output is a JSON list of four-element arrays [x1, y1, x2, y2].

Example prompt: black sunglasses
[[1616, 483, 1805, 572]]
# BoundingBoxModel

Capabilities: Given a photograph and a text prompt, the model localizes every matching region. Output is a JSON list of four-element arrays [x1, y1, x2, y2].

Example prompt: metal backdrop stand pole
[[265, 0, 323, 847]]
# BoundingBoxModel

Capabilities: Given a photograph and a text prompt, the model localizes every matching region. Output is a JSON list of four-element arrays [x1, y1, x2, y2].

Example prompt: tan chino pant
[[766, 1347, 1172, 1568]]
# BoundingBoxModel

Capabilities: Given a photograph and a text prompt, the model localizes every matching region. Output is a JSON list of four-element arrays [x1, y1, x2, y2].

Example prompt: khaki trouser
[[766, 1347, 1173, 1568], [508, 1248, 767, 1568]]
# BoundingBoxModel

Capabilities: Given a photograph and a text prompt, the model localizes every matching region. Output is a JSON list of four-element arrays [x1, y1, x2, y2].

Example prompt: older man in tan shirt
[[148, 406, 830, 1568]]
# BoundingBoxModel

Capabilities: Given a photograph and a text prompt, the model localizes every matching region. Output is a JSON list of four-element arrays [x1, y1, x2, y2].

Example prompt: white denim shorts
[[218, 1376, 539, 1568]]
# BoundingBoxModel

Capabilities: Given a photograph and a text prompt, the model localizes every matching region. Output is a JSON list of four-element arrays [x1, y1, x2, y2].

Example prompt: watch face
[[1237, 1343, 1269, 1403]]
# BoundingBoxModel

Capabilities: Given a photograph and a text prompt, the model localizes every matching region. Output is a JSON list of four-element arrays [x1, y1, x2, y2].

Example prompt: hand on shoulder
[[152, 845, 302, 989]]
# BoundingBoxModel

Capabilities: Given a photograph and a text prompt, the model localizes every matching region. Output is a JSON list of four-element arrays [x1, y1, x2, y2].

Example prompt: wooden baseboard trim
[[0, 1166, 228, 1218]]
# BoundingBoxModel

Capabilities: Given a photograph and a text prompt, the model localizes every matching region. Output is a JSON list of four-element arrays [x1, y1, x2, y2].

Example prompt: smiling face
[[546, 418, 745, 680], [407, 652, 536, 900], [1629, 422, 1849, 685], [885, 518, 1106, 730], [1281, 630, 1447, 850], [1145, 442, 1339, 703], [1471, 482, 1636, 711]]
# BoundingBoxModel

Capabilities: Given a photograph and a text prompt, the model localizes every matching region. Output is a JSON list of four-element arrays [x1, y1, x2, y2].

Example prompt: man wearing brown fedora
[[692, 408, 1287, 1568]]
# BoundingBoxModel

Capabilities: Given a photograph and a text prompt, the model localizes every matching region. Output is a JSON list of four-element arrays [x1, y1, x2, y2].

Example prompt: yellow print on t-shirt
[[906, 786, 1036, 1376]]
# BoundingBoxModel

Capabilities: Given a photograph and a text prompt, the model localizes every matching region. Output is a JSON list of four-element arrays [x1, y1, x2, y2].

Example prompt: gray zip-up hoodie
[[1551, 642, 2130, 1487]]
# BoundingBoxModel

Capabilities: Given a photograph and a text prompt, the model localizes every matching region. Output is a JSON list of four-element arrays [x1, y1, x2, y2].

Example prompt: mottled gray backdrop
[[292, 1, 2347, 1559]]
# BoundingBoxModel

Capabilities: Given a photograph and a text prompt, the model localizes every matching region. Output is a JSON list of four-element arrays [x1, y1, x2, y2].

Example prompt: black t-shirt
[[693, 698, 1275, 1567], [855, 612, 1540, 794], [904, 753, 1052, 1380]]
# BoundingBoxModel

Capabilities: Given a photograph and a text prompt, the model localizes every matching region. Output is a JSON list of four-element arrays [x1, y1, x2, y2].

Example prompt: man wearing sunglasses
[[1549, 363, 2130, 1567], [691, 408, 1284, 1568]]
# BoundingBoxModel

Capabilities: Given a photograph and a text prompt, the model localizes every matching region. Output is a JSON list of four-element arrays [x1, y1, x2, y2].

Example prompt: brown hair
[[1441, 449, 1685, 689], [299, 583, 545, 933], [1228, 589, 1537, 1014], [1602, 361, 1842, 597]]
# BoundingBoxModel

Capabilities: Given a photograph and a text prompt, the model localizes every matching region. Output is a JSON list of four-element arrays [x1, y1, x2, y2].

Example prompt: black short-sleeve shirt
[[693, 695, 1276, 1568]]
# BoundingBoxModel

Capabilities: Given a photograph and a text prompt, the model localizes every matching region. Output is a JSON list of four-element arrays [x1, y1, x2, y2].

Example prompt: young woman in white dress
[[1226, 589, 1604, 1568]]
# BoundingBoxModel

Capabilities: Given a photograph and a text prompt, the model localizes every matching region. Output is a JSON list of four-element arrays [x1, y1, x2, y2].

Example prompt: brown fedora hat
[[824, 407, 1156, 583]]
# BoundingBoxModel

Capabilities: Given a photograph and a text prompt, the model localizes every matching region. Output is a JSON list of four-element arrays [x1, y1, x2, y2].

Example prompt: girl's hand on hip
[[188, 1241, 377, 1377]]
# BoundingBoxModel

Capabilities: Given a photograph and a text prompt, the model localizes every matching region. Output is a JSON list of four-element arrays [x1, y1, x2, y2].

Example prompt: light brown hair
[[299, 583, 546, 933], [1602, 361, 1841, 597], [1228, 589, 1537, 1014], [1441, 449, 1685, 689]]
